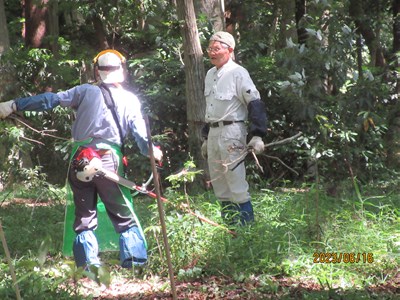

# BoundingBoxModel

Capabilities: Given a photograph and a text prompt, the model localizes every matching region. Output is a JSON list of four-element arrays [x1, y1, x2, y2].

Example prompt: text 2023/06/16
[[313, 252, 374, 264]]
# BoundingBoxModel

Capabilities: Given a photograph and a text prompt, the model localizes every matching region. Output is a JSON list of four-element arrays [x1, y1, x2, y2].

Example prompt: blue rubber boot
[[221, 201, 240, 226], [73, 230, 101, 269], [119, 226, 147, 268], [238, 201, 254, 225]]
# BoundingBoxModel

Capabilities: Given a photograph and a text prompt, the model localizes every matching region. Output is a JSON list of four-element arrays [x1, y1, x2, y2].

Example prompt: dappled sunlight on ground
[[72, 272, 400, 299]]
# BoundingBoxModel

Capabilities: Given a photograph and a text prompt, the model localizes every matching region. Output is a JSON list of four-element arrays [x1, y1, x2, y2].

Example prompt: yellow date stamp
[[313, 252, 374, 264]]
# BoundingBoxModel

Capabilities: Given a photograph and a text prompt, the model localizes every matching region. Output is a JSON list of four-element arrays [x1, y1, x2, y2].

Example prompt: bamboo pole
[[0, 219, 21, 300], [144, 115, 177, 300]]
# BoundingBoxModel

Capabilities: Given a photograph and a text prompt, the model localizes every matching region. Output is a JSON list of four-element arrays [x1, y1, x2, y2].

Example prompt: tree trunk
[[349, 0, 386, 68], [194, 0, 225, 31], [295, 0, 308, 44], [24, 0, 48, 48], [46, 0, 59, 53], [0, 0, 10, 54], [23, 0, 59, 51], [0, 0, 11, 191], [394, 0, 400, 52], [393, 0, 400, 93], [91, 14, 109, 50], [176, 0, 209, 186], [385, 0, 400, 168], [274, 0, 296, 50]]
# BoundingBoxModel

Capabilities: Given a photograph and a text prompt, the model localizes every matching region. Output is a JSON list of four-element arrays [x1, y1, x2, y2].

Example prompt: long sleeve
[[15, 92, 61, 111], [248, 100, 267, 137], [128, 115, 150, 156]]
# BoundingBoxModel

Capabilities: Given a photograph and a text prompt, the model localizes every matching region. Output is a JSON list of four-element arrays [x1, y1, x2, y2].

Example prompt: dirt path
[[76, 272, 400, 299]]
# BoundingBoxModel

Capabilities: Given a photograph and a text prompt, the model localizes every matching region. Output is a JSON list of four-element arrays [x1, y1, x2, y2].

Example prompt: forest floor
[[1, 198, 399, 300], [75, 269, 400, 299]]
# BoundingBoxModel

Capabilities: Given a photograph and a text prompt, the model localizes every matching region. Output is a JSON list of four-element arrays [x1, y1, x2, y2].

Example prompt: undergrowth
[[0, 176, 399, 299]]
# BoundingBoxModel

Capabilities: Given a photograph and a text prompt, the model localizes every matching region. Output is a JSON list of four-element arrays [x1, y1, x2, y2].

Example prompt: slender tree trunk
[[349, 0, 386, 68], [0, 0, 16, 105], [385, 0, 400, 169], [274, 0, 296, 50], [46, 0, 59, 53], [137, 0, 146, 30], [393, 0, 400, 93], [0, 0, 10, 53], [295, 0, 308, 44], [176, 0, 208, 186], [24, 0, 48, 48], [0, 0, 11, 191], [91, 14, 109, 50], [394, 0, 400, 52]]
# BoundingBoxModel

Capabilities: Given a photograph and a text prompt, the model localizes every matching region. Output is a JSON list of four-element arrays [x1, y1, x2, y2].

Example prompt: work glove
[[201, 140, 208, 159], [153, 146, 163, 162], [0, 100, 16, 119], [247, 136, 264, 154]]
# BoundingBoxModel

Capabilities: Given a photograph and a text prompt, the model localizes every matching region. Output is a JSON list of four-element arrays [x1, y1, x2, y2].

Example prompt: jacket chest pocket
[[205, 83, 236, 101], [216, 91, 234, 101]]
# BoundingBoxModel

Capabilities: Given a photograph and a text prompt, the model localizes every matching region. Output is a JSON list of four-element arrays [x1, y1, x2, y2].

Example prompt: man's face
[[207, 41, 232, 69]]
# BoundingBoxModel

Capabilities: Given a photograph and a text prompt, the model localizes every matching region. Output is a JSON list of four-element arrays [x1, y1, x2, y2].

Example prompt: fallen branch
[[18, 135, 45, 145], [258, 153, 299, 176], [135, 187, 237, 236], [223, 132, 303, 174], [250, 150, 264, 173]]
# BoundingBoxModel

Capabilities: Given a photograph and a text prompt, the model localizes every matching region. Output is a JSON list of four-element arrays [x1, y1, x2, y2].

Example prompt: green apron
[[62, 138, 146, 256]]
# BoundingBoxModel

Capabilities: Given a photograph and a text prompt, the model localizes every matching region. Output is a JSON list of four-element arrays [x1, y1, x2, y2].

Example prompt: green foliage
[[138, 161, 399, 294], [0, 0, 399, 192], [1, 0, 395, 189], [166, 160, 202, 189], [237, 3, 392, 185], [127, 38, 190, 181], [0, 178, 398, 298], [1, 0, 400, 297]]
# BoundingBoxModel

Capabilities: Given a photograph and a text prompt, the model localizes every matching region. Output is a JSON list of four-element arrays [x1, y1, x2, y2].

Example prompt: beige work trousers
[[207, 122, 250, 204]]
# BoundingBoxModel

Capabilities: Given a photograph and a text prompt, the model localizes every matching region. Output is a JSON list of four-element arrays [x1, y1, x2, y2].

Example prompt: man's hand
[[201, 140, 208, 159], [0, 100, 16, 119], [153, 146, 163, 162], [247, 136, 264, 154]]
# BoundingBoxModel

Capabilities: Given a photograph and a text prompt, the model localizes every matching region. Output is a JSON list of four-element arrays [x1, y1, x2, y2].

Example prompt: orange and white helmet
[[93, 49, 126, 83]]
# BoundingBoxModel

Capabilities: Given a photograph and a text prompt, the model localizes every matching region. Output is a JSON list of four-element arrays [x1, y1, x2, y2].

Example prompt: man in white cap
[[0, 49, 163, 270], [202, 32, 267, 226]]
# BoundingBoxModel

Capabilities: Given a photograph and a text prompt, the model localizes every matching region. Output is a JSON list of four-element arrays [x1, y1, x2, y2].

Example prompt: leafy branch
[[7, 113, 69, 145]]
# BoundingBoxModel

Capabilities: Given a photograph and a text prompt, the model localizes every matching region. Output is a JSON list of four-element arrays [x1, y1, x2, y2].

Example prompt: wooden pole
[[144, 115, 177, 300], [0, 219, 21, 300]]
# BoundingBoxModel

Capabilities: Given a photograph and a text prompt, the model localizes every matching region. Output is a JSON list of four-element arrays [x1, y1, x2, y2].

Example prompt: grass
[[0, 179, 399, 299]]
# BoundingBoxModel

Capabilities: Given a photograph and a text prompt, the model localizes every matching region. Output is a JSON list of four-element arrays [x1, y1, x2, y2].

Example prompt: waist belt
[[209, 120, 244, 128]]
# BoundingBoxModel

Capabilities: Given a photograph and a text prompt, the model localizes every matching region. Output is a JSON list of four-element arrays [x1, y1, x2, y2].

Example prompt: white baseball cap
[[210, 31, 236, 49]]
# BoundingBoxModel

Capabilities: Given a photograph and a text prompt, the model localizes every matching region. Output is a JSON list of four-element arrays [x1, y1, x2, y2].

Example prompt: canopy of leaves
[[0, 0, 398, 195]]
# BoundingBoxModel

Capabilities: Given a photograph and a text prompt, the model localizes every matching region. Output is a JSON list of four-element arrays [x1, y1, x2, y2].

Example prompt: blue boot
[[73, 230, 101, 268], [119, 226, 147, 268], [238, 201, 254, 225]]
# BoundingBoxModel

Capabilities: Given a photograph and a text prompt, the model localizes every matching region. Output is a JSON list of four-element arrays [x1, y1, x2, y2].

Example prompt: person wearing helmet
[[201, 31, 267, 226], [0, 49, 163, 270]]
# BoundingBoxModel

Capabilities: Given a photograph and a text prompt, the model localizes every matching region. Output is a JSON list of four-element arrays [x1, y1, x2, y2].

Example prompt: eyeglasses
[[206, 47, 227, 53]]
